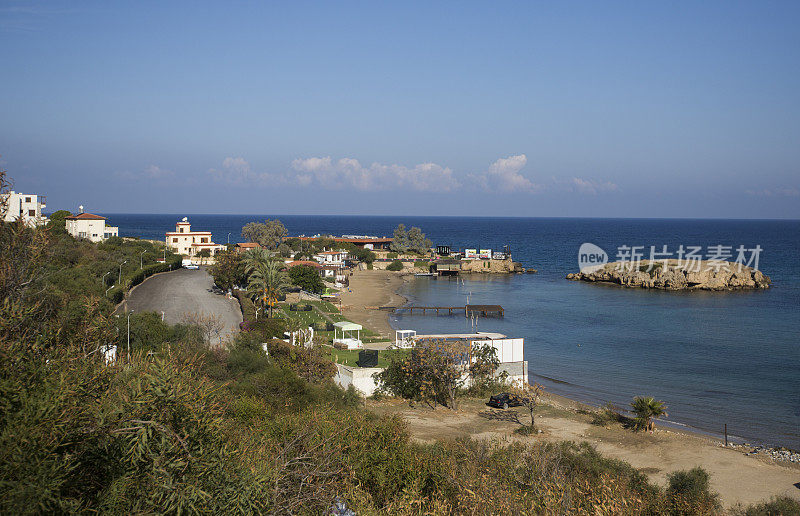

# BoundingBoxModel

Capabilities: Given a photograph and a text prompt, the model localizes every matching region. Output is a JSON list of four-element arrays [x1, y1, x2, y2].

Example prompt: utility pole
[[227, 232, 231, 244], [127, 310, 134, 358], [102, 271, 111, 287], [119, 260, 127, 284], [140, 250, 146, 269]]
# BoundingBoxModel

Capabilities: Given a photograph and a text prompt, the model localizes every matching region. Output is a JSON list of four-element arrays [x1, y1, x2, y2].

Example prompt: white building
[[65, 211, 119, 242], [1, 191, 48, 226], [165, 217, 226, 257], [313, 250, 348, 266]]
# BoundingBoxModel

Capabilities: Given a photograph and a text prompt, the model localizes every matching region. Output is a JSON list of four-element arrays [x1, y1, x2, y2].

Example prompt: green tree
[[390, 224, 409, 253], [246, 259, 290, 318], [630, 396, 668, 431], [468, 343, 500, 389], [209, 250, 245, 292], [406, 226, 432, 254], [241, 219, 287, 250], [376, 339, 470, 409], [46, 210, 72, 232], [350, 247, 375, 263], [288, 264, 325, 294], [197, 248, 211, 265]]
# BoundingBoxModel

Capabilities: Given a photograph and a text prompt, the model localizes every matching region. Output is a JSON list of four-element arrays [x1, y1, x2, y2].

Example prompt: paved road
[[121, 267, 242, 345]]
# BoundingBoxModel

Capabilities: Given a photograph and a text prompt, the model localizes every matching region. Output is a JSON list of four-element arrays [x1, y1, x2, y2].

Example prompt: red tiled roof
[[286, 260, 322, 269], [299, 236, 392, 243], [236, 242, 261, 248], [65, 212, 106, 220]]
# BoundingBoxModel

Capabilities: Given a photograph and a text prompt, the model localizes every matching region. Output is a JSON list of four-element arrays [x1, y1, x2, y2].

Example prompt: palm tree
[[631, 396, 668, 432], [242, 248, 273, 273], [246, 259, 289, 318]]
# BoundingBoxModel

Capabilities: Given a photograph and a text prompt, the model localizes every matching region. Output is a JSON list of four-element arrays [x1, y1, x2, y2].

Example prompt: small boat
[[414, 272, 437, 277]]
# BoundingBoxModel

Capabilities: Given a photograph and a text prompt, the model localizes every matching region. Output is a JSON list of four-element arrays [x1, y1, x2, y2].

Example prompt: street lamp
[[227, 232, 231, 244], [102, 271, 111, 287], [105, 285, 114, 296], [140, 250, 146, 269], [118, 260, 127, 284]]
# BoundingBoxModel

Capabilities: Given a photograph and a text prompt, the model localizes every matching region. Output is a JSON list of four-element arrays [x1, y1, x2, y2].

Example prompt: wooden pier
[[390, 304, 504, 317]]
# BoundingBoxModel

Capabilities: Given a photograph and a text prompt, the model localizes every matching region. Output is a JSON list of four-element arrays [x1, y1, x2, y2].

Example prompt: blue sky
[[1, 1, 799, 218]]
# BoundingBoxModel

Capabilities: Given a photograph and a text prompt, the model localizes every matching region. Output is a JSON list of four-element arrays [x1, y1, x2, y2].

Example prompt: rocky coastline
[[566, 260, 771, 291]]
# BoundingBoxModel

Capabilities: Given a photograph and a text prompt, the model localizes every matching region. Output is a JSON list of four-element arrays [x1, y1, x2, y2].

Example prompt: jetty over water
[[389, 304, 504, 317]]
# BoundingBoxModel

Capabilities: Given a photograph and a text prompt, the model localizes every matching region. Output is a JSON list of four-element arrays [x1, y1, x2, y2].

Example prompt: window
[[28, 210, 36, 216], [180, 228, 184, 233], [25, 197, 31, 202], [173, 238, 178, 243], [201, 237, 208, 243], [92, 234, 98, 237], [79, 232, 87, 238]]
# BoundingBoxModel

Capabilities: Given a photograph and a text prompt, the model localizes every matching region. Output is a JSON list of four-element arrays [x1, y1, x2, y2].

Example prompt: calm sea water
[[106, 214, 800, 449]]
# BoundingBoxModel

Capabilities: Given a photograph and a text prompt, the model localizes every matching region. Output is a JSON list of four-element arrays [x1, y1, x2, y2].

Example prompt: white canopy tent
[[333, 321, 363, 349]]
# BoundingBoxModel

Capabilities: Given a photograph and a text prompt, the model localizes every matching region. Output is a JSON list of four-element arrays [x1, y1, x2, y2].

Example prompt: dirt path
[[338, 269, 408, 337], [368, 396, 800, 509]]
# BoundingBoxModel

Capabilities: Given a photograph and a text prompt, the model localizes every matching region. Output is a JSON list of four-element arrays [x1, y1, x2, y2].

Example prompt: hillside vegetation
[[1, 183, 796, 513]]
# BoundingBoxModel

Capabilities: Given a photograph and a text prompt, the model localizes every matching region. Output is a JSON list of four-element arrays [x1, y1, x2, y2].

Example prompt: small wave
[[534, 373, 575, 386]]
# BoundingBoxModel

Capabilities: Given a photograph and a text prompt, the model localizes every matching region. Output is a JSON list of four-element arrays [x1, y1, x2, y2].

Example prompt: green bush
[[234, 289, 257, 322], [386, 252, 398, 259], [386, 260, 404, 271], [666, 467, 721, 514], [733, 496, 800, 516]]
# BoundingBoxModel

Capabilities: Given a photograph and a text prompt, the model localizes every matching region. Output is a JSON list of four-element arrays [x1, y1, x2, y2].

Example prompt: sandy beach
[[338, 269, 409, 338], [369, 394, 800, 509], [337, 270, 800, 508]]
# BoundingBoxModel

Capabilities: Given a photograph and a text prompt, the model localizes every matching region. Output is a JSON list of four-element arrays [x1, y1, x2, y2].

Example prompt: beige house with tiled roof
[[165, 217, 226, 257], [65, 210, 119, 242]]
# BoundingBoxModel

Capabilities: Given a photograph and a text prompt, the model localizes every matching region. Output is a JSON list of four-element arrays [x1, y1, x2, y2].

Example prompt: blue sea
[[105, 214, 800, 449]]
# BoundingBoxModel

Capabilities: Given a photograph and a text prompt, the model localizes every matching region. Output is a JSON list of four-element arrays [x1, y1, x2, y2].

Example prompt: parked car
[[184, 263, 199, 270], [488, 392, 527, 409]]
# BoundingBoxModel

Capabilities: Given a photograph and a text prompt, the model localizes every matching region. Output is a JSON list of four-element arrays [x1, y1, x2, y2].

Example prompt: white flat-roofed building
[[65, 211, 119, 242], [2, 191, 48, 226], [313, 250, 348, 266], [165, 217, 226, 257]]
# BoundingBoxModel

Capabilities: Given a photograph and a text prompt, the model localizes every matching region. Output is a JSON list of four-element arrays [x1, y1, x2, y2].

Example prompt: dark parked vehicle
[[488, 392, 528, 409]]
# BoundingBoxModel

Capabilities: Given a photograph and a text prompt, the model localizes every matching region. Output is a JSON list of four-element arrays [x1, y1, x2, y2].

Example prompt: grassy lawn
[[309, 300, 340, 313], [330, 347, 411, 368], [272, 302, 385, 342]]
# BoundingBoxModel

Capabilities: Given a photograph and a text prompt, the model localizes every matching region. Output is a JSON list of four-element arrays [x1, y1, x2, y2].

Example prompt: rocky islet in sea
[[566, 260, 771, 291]]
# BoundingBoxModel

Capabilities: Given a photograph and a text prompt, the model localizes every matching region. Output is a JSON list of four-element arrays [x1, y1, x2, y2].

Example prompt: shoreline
[[337, 269, 410, 339], [341, 270, 799, 459]]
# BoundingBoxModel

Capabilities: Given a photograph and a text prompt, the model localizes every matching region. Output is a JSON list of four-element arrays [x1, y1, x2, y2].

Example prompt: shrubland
[[2, 174, 797, 513]]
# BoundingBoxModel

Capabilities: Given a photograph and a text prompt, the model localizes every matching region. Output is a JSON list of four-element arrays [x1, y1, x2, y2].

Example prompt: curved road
[[122, 267, 242, 345]]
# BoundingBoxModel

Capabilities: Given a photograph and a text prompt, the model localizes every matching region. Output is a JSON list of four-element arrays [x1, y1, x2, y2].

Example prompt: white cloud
[[467, 154, 542, 193], [745, 187, 800, 197], [570, 177, 619, 195], [208, 157, 275, 185], [289, 157, 460, 192], [206, 154, 617, 197], [115, 164, 174, 181], [143, 164, 173, 179]]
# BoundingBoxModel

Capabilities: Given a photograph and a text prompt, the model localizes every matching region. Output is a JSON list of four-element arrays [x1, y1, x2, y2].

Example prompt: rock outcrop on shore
[[566, 260, 770, 291]]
